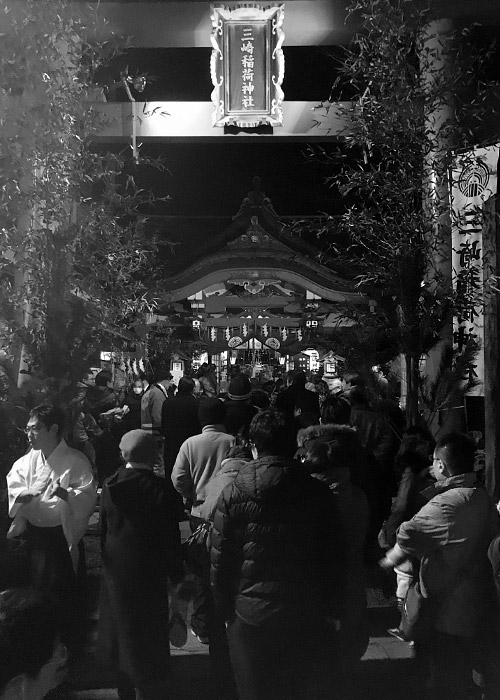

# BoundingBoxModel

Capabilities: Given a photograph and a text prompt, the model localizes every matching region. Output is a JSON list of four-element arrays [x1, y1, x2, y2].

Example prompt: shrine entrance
[[139, 177, 368, 382]]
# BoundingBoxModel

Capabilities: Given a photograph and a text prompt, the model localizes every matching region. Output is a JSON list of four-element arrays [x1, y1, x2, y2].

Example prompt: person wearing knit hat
[[119, 429, 158, 466], [99, 430, 184, 700], [227, 375, 252, 402], [223, 374, 258, 439]]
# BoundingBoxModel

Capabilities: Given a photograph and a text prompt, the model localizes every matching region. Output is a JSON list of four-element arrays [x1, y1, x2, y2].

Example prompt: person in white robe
[[6, 403, 97, 623]]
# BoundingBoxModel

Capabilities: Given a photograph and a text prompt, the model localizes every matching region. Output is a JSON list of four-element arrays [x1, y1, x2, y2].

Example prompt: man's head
[[227, 375, 252, 403], [0, 588, 67, 700], [26, 405, 64, 452], [177, 377, 195, 396], [159, 372, 174, 389], [328, 377, 343, 395], [349, 386, 369, 408], [289, 370, 306, 388], [198, 398, 226, 427], [249, 410, 287, 458], [432, 432, 476, 481], [342, 372, 365, 392], [320, 394, 351, 426], [119, 429, 158, 467], [293, 392, 320, 429], [81, 370, 95, 387], [94, 370, 112, 388]]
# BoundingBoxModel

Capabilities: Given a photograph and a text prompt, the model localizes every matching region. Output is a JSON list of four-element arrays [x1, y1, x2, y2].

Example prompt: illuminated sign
[[211, 4, 285, 128]]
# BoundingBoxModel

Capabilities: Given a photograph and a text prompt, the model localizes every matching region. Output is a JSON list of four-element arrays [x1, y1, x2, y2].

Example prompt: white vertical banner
[[450, 144, 499, 396]]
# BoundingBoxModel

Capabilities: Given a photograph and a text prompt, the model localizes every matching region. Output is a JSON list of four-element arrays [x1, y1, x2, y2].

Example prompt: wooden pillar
[[483, 194, 500, 500]]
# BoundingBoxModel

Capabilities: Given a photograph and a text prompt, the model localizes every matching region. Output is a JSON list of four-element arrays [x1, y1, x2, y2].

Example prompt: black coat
[[210, 455, 345, 626], [119, 390, 143, 434], [161, 393, 201, 473], [222, 400, 257, 438], [98, 467, 184, 685]]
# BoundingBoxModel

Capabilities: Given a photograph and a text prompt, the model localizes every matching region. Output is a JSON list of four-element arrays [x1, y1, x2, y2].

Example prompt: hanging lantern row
[[192, 325, 313, 344], [192, 320, 320, 336]]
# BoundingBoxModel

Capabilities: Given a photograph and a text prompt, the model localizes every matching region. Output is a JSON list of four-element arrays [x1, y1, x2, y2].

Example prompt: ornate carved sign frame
[[210, 4, 285, 128]]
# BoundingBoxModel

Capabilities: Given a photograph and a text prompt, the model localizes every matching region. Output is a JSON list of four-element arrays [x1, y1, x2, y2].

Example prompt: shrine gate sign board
[[210, 4, 285, 128]]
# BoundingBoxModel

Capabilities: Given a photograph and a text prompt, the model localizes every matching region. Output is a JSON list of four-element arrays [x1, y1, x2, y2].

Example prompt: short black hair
[[249, 410, 287, 455], [0, 588, 62, 692], [198, 398, 226, 426], [436, 432, 476, 475], [29, 404, 65, 437], [95, 370, 112, 387], [290, 370, 307, 388], [251, 389, 270, 410], [349, 387, 369, 408], [177, 377, 194, 395], [320, 394, 351, 425], [396, 428, 435, 475]]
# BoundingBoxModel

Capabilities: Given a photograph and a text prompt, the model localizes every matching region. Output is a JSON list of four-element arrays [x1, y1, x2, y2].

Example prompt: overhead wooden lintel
[[92, 101, 351, 141]]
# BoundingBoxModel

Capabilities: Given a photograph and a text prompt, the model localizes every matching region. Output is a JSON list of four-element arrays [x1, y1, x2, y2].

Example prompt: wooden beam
[[92, 101, 350, 141]]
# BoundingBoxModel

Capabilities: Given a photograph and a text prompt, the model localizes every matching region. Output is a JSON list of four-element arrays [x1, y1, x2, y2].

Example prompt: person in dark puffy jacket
[[210, 410, 345, 700], [295, 423, 370, 670]]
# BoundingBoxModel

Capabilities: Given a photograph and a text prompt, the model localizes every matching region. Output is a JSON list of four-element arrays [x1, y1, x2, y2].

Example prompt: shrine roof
[[144, 177, 355, 295]]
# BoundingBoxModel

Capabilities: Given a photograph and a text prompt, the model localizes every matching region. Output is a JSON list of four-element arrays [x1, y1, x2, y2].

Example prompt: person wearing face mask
[[0, 588, 68, 700], [119, 379, 144, 434]]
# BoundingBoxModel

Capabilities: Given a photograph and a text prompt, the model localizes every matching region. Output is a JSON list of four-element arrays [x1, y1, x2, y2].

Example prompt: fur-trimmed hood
[[297, 423, 358, 447], [296, 423, 362, 472]]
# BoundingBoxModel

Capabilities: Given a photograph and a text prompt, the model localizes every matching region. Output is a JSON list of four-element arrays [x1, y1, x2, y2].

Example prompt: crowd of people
[[1, 364, 500, 700]]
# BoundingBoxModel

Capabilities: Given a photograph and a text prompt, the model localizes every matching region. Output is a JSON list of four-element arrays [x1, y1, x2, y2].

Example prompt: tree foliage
[[0, 0, 167, 383], [318, 0, 499, 424]]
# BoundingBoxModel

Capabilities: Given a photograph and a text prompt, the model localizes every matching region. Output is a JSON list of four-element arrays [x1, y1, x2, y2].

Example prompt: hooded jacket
[[100, 466, 183, 584], [295, 423, 370, 662], [210, 454, 345, 626], [297, 423, 389, 535], [98, 466, 183, 685]]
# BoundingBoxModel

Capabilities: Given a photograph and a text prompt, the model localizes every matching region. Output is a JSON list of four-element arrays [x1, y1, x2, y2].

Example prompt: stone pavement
[[66, 521, 416, 700]]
